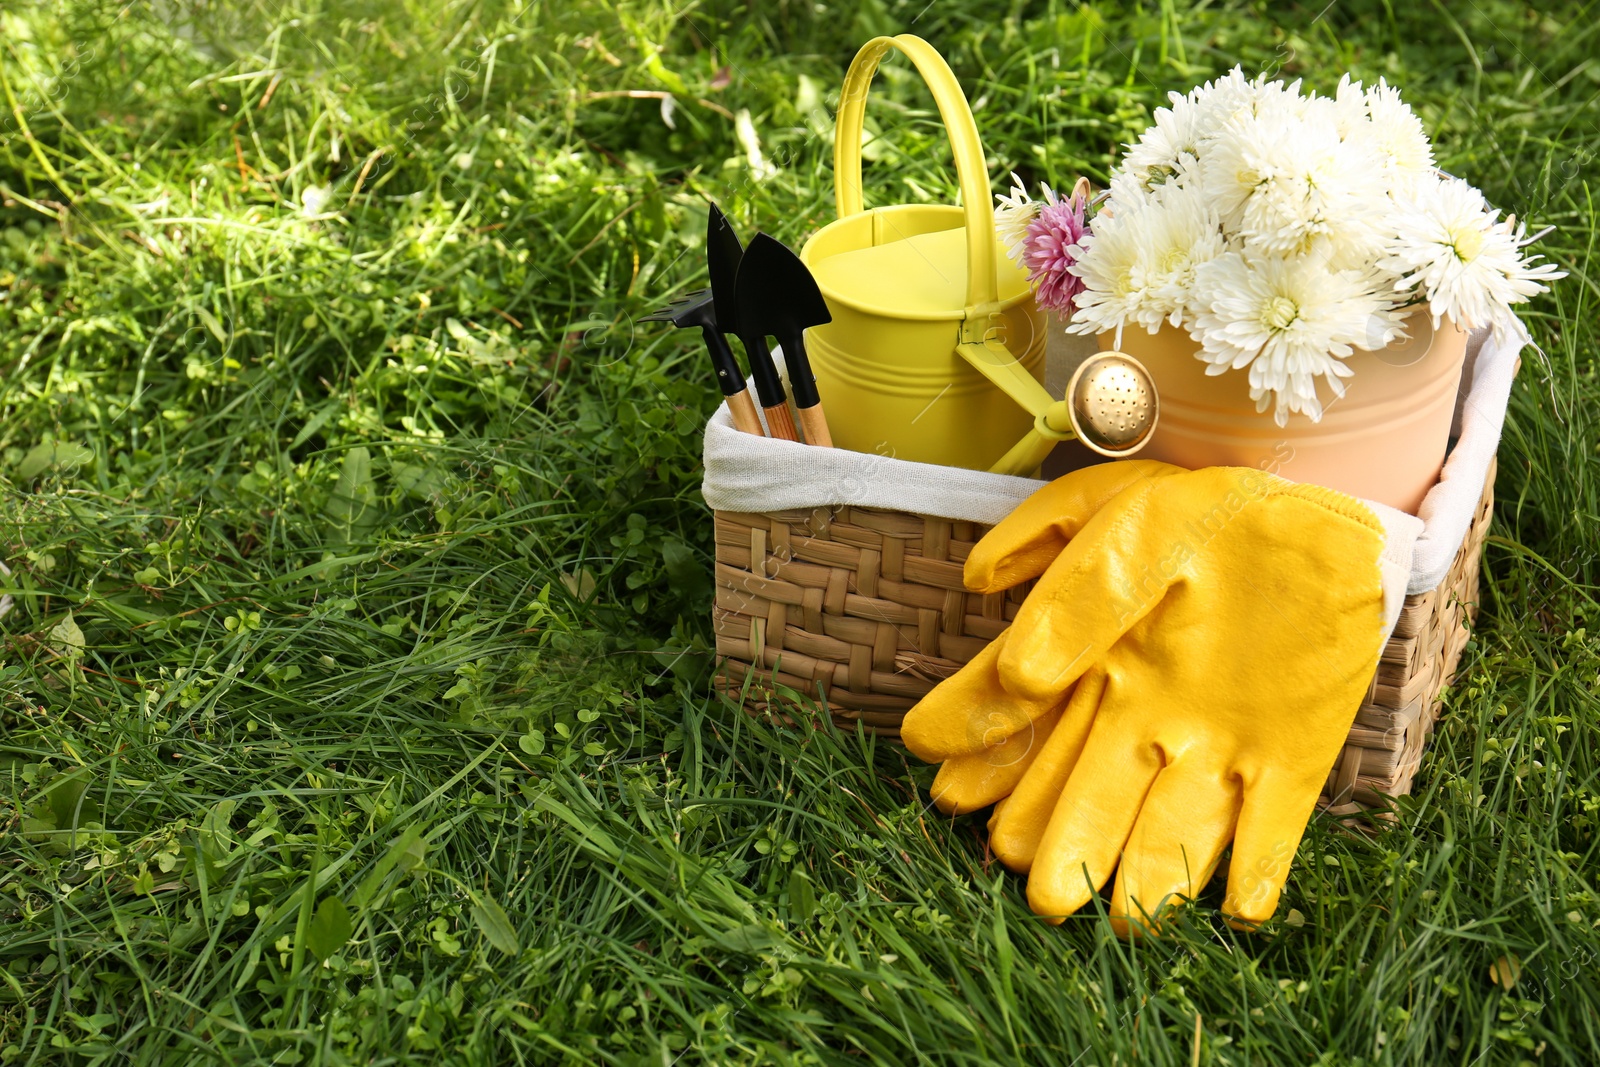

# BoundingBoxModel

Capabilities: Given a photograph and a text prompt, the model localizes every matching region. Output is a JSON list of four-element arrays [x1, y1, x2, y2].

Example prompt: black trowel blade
[[706, 203, 745, 333], [737, 233, 832, 335]]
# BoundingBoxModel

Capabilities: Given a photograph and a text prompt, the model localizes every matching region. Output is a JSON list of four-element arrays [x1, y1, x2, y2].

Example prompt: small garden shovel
[[704, 205, 776, 438], [734, 233, 834, 447]]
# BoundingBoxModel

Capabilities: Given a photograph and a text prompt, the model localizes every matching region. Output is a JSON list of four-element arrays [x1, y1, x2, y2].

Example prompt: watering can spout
[[960, 335, 1161, 474]]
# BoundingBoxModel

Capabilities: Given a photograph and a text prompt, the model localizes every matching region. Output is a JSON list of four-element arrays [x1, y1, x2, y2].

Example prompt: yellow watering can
[[800, 34, 1156, 475]]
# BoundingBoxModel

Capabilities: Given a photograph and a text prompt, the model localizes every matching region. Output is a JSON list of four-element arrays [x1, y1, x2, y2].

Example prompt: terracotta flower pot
[[1101, 311, 1468, 514]]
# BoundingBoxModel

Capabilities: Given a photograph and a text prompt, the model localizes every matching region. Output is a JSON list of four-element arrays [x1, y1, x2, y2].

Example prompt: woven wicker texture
[[714, 459, 1494, 814]]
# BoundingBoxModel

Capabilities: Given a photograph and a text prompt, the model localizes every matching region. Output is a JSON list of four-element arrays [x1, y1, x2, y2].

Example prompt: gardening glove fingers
[[1105, 760, 1241, 938], [903, 468, 1188, 763], [999, 468, 1419, 931], [901, 631, 1063, 762], [1023, 680, 1165, 921], [993, 474, 1186, 703], [986, 667, 1107, 871], [1221, 766, 1322, 926], [963, 460, 1187, 593], [929, 701, 1065, 815]]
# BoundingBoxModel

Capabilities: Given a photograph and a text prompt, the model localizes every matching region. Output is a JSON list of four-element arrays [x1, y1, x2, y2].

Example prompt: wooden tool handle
[[797, 404, 832, 448], [763, 402, 800, 442], [727, 390, 765, 436]]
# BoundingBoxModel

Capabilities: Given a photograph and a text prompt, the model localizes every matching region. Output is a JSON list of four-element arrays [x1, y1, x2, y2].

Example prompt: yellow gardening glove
[[979, 467, 1395, 933], [899, 461, 1187, 815]]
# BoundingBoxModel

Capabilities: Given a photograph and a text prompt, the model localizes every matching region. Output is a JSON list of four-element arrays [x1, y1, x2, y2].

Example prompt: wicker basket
[[714, 458, 1494, 815]]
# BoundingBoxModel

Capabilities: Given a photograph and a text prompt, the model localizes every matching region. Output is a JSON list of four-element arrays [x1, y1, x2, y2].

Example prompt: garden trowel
[[733, 233, 834, 447], [714, 210, 798, 442]]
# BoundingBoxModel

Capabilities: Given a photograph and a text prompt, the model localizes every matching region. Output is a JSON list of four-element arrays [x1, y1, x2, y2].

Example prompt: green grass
[[2, 0, 1598, 1063]]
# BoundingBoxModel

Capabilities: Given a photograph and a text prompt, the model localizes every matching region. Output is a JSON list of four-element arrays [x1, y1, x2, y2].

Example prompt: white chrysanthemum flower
[[1065, 186, 1227, 336], [1053, 67, 1560, 419], [1331, 74, 1372, 139], [1107, 167, 1157, 210], [1141, 184, 1229, 325], [1199, 67, 1265, 127], [1191, 252, 1407, 424], [1120, 85, 1210, 192], [1202, 67, 1310, 130], [1200, 100, 1388, 264], [994, 172, 1040, 266], [1113, 67, 1312, 195], [1380, 176, 1565, 342], [1194, 90, 1296, 230], [1364, 78, 1434, 192], [1328, 74, 1432, 197], [1060, 203, 1152, 336], [1114, 66, 1282, 199]]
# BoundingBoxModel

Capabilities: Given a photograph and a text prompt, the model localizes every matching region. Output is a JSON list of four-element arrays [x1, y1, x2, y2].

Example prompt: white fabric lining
[[702, 324, 1522, 636]]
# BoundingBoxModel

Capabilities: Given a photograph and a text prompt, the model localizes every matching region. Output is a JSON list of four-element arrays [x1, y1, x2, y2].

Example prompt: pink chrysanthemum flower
[[1021, 186, 1090, 311]]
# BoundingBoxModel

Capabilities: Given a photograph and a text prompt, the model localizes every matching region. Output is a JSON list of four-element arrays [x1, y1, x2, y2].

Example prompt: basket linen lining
[[702, 324, 1522, 610]]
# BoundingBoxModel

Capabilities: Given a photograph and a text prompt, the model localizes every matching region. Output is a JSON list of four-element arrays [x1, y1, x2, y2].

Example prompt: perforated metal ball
[[1069, 352, 1158, 456]]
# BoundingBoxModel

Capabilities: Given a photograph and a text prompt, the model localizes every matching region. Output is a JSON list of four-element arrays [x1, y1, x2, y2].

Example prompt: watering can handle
[[835, 35, 1071, 476], [834, 35, 1002, 312]]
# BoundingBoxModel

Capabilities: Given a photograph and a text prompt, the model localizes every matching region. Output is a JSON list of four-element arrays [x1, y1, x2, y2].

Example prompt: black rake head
[[638, 287, 713, 328]]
